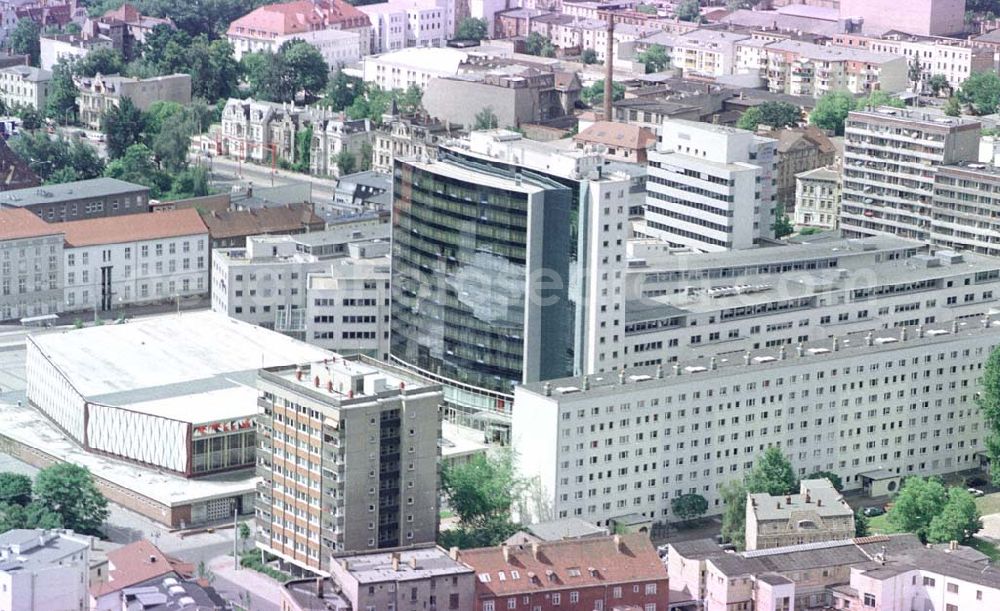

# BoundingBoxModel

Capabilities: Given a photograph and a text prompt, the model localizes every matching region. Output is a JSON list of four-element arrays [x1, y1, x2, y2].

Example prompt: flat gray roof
[[336, 546, 473, 583], [30, 311, 333, 422], [0, 177, 148, 207], [0, 530, 89, 571], [526, 517, 608, 541]]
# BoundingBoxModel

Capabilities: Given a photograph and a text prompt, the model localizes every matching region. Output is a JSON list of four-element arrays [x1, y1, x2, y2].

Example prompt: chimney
[[295, 366, 303, 381], [531, 542, 540, 560], [785, 496, 791, 504], [149, 555, 156, 563], [327, 380, 333, 393], [409, 556, 417, 569], [619, 369, 626, 385], [805, 492, 811, 503], [950, 540, 958, 551], [316, 577, 324, 599], [865, 332, 873, 347], [314, 375, 320, 388], [501, 544, 509, 563], [832, 337, 839, 351], [544, 382, 552, 396], [900, 327, 907, 341], [391, 552, 400, 571], [817, 499, 822, 507], [656, 364, 663, 379], [777, 501, 781, 509], [449, 546, 459, 560], [613, 534, 622, 553], [603, 17, 614, 121]]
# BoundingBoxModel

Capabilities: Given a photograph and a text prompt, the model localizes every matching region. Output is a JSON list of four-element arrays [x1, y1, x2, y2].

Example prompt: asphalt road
[[197, 154, 338, 204]]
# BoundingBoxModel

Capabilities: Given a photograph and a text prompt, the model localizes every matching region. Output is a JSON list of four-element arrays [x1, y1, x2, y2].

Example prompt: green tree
[[45, 60, 78, 124], [10, 131, 104, 183], [671, 493, 708, 522], [637, 44, 669, 74], [74, 47, 125, 77], [581, 48, 598, 64], [737, 101, 801, 131], [279, 39, 329, 98], [945, 96, 963, 117], [773, 205, 793, 238], [886, 477, 947, 542], [167, 166, 209, 200], [928, 74, 951, 96], [15, 105, 41, 130], [720, 480, 746, 549], [293, 125, 313, 172], [400, 84, 422, 114], [854, 509, 870, 537], [456, 17, 488, 40], [958, 71, 1000, 115], [151, 115, 197, 172], [0, 473, 32, 505], [33, 464, 109, 536], [335, 150, 356, 176], [359, 141, 373, 172], [9, 19, 40, 66], [238, 522, 251, 552], [440, 452, 521, 548], [857, 90, 905, 110], [474, 106, 499, 130], [674, 0, 702, 22], [323, 68, 364, 111], [809, 91, 855, 136], [804, 471, 843, 491], [744, 447, 798, 496], [927, 488, 982, 544], [581, 79, 625, 106], [102, 96, 145, 159], [978, 345, 1000, 483], [524, 32, 555, 57], [104, 143, 171, 197]]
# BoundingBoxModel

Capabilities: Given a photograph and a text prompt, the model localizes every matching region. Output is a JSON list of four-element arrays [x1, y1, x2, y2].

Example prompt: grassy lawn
[[866, 512, 901, 535], [976, 492, 1000, 516]]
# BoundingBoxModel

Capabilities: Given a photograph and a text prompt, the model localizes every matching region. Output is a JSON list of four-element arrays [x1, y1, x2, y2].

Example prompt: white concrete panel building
[[361, 47, 469, 89], [513, 318, 1000, 527], [276, 29, 363, 67], [25, 311, 334, 476], [643, 119, 777, 252], [360, 0, 453, 54], [0, 65, 51, 111], [0, 529, 91, 611]]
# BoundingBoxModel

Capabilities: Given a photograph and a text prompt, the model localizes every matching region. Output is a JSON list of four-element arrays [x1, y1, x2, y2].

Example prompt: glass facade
[[391, 155, 573, 396], [192, 429, 256, 474]]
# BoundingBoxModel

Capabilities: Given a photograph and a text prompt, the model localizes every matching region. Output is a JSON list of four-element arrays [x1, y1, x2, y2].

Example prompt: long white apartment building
[[839, 107, 980, 241], [211, 222, 391, 359], [932, 162, 1000, 259], [360, 0, 455, 54], [617, 236, 1000, 371], [513, 316, 999, 527], [642, 119, 777, 252]]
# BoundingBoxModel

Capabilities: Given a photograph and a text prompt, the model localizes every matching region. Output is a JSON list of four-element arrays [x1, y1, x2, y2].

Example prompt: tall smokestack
[[603, 15, 615, 121]]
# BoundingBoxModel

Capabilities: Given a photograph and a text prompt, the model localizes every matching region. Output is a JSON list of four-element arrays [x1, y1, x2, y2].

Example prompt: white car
[[968, 488, 985, 497]]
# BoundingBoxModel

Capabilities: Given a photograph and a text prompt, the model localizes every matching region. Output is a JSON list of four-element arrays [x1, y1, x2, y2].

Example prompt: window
[[483, 602, 495, 611], [945, 606, 957, 611], [613, 587, 622, 599], [449, 593, 459, 609], [646, 584, 657, 595], [552, 593, 560, 606], [923, 577, 936, 587], [507, 599, 516, 609], [570, 592, 579, 603], [947, 583, 958, 594], [863, 593, 875, 607]]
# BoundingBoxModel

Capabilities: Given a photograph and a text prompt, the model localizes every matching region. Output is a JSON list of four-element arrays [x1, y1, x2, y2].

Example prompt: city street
[[194, 153, 338, 204]]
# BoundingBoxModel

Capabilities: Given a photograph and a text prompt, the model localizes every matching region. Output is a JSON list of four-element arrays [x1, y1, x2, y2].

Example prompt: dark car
[[863, 506, 884, 517]]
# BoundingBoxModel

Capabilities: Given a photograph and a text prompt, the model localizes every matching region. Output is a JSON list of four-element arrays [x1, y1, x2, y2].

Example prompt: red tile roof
[[0, 208, 62, 241], [90, 539, 194, 598], [575, 121, 656, 152], [457, 534, 667, 597], [199, 203, 324, 239], [227, 0, 369, 38], [61, 208, 207, 247]]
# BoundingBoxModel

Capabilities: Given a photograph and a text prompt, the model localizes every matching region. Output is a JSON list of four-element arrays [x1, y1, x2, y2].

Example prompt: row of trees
[[0, 464, 108, 536]]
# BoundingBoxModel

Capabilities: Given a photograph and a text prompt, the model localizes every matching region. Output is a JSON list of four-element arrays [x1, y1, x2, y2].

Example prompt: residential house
[[794, 165, 840, 229], [0, 529, 92, 611], [75, 73, 192, 130], [573, 120, 655, 163], [90, 539, 193, 611], [745, 479, 855, 551], [0, 65, 50, 111], [763, 125, 837, 209], [199, 202, 326, 249], [226, 0, 371, 60], [0, 208, 63, 321]]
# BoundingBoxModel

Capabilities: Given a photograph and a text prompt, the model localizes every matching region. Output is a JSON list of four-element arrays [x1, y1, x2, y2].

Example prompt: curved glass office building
[[390, 154, 573, 411]]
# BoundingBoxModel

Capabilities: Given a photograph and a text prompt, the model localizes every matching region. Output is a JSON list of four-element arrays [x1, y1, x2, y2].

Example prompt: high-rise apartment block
[[839, 107, 979, 241], [644, 119, 777, 252], [255, 357, 441, 572], [932, 162, 1000, 258], [513, 318, 998, 527]]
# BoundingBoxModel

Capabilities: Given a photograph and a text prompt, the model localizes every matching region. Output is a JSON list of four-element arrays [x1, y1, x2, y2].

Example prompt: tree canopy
[[736, 101, 801, 131], [886, 478, 982, 544], [85, 0, 271, 39], [102, 96, 146, 159], [581, 80, 626, 106], [637, 44, 669, 74], [440, 452, 521, 549], [524, 32, 556, 58], [11, 131, 104, 184], [809, 91, 856, 136], [671, 493, 708, 522], [744, 447, 798, 496], [33, 464, 109, 536], [474, 107, 499, 130], [675, 0, 702, 22], [9, 19, 40, 66], [581, 48, 598, 65], [456, 17, 489, 41], [720, 481, 747, 549], [241, 40, 329, 103], [46, 60, 79, 124], [927, 488, 982, 544], [977, 345, 1000, 483], [130, 25, 239, 102], [74, 48, 125, 77], [0, 474, 32, 506], [958, 71, 1000, 115]]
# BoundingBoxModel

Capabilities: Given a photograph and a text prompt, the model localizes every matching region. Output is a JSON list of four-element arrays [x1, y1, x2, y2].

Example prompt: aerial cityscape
[[5, 0, 1000, 609]]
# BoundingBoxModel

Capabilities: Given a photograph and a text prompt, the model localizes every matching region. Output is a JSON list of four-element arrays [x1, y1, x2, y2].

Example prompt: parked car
[[968, 488, 985, 497], [863, 506, 884, 517]]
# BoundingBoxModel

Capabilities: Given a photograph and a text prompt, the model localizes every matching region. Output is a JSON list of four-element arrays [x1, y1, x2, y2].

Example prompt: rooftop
[[335, 546, 473, 584], [521, 317, 1000, 398], [0, 529, 90, 573], [749, 479, 853, 521], [766, 39, 902, 64], [92, 540, 193, 598], [796, 165, 839, 181], [574, 121, 656, 151], [847, 106, 981, 129], [365, 47, 469, 73], [60, 208, 207, 247], [0, 65, 51, 81], [0, 177, 148, 208], [199, 202, 323, 239], [457, 534, 665, 597], [0, 208, 61, 241], [29, 311, 334, 423], [122, 574, 228, 610], [525, 517, 609, 542]]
